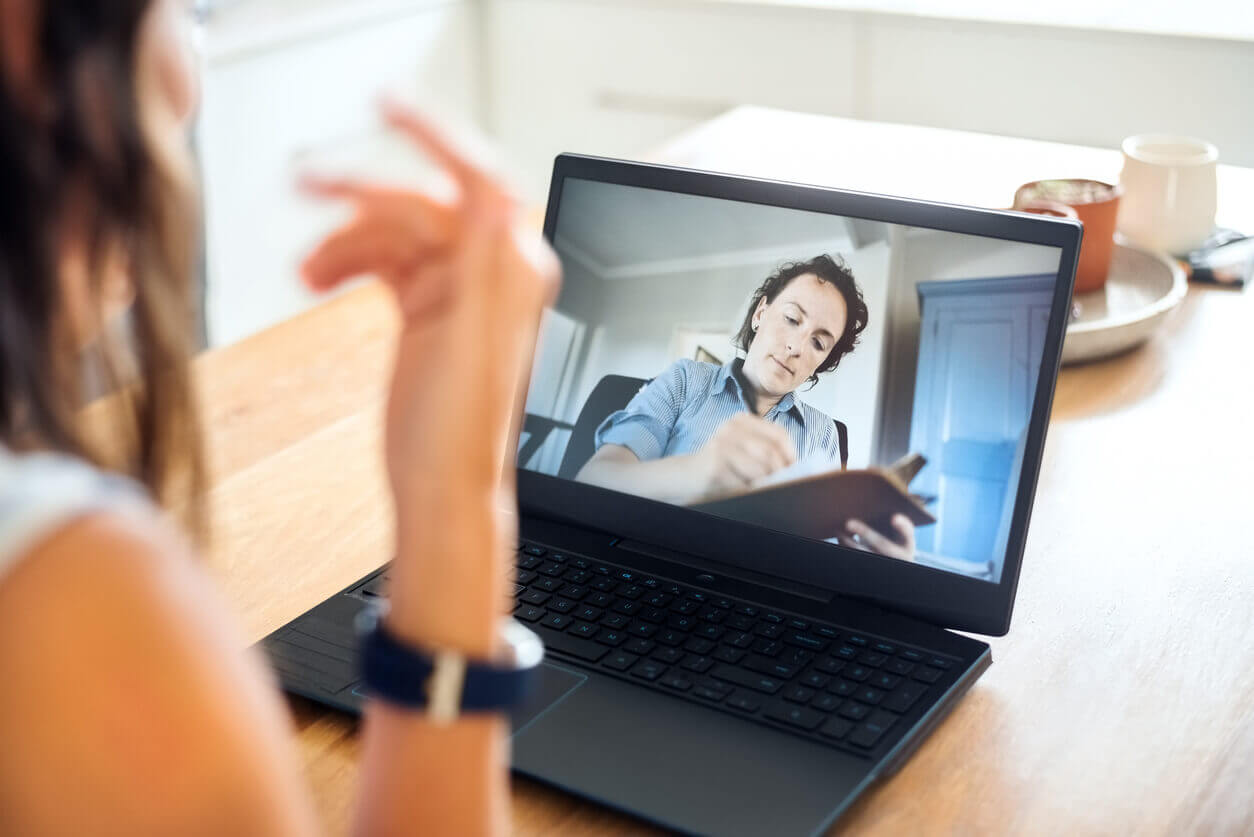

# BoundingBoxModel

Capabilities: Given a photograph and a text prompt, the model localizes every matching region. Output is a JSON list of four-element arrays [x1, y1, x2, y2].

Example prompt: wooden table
[[202, 107, 1254, 834]]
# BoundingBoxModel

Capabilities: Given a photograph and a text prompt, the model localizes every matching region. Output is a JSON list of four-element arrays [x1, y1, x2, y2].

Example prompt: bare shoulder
[[0, 511, 315, 835]]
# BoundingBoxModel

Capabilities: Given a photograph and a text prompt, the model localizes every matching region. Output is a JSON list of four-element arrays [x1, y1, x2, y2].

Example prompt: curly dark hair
[[733, 254, 869, 388]]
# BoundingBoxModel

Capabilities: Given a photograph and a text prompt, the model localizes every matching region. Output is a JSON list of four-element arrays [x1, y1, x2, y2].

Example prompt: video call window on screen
[[520, 179, 1063, 585]]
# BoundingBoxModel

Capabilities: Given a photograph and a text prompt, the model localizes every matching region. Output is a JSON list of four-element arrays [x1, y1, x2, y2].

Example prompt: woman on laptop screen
[[0, 1, 552, 832], [574, 255, 916, 560]]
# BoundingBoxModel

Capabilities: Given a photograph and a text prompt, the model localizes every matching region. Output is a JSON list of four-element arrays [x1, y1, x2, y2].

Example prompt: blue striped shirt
[[593, 358, 843, 464]]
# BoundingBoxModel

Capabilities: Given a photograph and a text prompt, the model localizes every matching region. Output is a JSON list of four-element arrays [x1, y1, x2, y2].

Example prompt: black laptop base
[[261, 515, 991, 836]]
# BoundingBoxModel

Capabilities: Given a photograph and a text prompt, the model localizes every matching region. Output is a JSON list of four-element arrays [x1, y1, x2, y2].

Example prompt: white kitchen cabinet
[[196, 0, 479, 347]]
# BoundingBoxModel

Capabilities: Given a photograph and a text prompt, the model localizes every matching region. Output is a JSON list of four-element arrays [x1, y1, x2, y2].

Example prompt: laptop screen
[[520, 176, 1064, 586]]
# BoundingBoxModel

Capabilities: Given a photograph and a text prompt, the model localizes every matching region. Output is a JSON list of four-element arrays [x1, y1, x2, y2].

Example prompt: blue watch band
[[358, 610, 543, 715]]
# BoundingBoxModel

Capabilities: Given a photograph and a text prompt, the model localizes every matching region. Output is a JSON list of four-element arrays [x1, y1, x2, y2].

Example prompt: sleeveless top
[[0, 444, 146, 583]]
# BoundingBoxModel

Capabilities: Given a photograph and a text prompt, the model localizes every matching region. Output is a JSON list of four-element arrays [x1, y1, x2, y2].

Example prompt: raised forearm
[[575, 447, 708, 505], [353, 489, 512, 837]]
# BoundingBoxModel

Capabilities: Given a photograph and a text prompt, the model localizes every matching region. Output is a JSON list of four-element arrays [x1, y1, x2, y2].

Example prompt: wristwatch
[[356, 604, 545, 723]]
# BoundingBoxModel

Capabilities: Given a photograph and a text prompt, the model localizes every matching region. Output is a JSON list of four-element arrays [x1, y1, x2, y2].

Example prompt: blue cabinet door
[[909, 276, 1054, 566]]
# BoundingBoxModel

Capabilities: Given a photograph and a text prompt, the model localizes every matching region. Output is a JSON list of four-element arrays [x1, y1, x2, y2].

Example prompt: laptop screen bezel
[[518, 153, 1080, 637]]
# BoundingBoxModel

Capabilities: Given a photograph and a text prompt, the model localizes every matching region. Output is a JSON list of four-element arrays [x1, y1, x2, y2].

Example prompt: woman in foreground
[[0, 0, 555, 833]]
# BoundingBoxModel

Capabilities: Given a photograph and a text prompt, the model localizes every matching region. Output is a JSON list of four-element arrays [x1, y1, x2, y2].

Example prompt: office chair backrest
[[557, 375, 649, 480]]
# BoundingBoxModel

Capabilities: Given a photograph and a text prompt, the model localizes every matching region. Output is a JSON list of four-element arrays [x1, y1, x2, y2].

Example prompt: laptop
[[262, 154, 1080, 836]]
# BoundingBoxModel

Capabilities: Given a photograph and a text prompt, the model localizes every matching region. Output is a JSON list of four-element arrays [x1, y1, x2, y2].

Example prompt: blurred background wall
[[193, 0, 1254, 346]]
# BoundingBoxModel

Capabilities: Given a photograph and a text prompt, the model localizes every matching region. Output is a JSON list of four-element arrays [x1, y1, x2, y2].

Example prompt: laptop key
[[612, 600, 640, 616], [855, 686, 885, 706], [656, 630, 685, 647], [752, 639, 782, 657], [835, 645, 859, 660], [514, 605, 545, 623], [560, 585, 588, 600], [839, 702, 870, 721], [711, 664, 784, 694], [623, 638, 655, 656], [712, 646, 744, 664], [674, 600, 701, 616], [765, 702, 824, 731], [820, 717, 854, 741], [518, 555, 543, 571], [631, 660, 667, 681], [697, 623, 725, 641], [830, 679, 857, 697], [699, 606, 726, 624], [873, 642, 896, 655], [639, 607, 667, 624], [628, 623, 658, 640], [520, 590, 550, 606], [780, 648, 815, 667], [725, 692, 762, 713], [858, 651, 888, 667], [787, 618, 810, 631], [729, 615, 756, 631], [815, 626, 839, 639], [872, 672, 901, 690], [755, 622, 783, 639], [784, 686, 816, 704], [802, 671, 831, 689], [516, 570, 538, 585], [549, 598, 576, 614], [684, 638, 716, 655], [680, 654, 713, 672], [537, 561, 564, 577], [849, 720, 889, 749], [542, 613, 572, 630], [884, 683, 927, 714], [575, 606, 603, 622], [886, 659, 915, 676], [652, 646, 685, 664], [569, 621, 598, 638], [913, 666, 943, 684], [845, 665, 872, 682], [659, 673, 693, 691], [815, 656, 846, 675], [811, 693, 841, 713], [928, 656, 954, 670], [563, 569, 592, 584], [725, 631, 754, 649], [534, 577, 563, 593], [522, 545, 547, 557], [602, 614, 629, 630], [846, 635, 869, 647], [899, 649, 924, 662], [539, 628, 609, 663], [604, 651, 638, 671], [595, 629, 627, 646], [693, 685, 726, 701], [744, 655, 796, 679]]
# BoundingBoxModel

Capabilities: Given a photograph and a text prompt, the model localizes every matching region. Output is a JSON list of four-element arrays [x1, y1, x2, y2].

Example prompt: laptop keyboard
[[501, 540, 958, 758]]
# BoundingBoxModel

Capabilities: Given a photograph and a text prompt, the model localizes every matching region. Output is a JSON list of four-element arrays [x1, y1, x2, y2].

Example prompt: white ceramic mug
[[1117, 134, 1218, 255]]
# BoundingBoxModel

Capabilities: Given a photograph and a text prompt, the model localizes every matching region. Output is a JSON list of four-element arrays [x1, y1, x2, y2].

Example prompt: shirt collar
[[712, 359, 807, 426]]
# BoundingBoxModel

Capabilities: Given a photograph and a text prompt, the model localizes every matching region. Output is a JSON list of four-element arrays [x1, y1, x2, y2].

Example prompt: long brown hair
[[0, 1, 205, 537]]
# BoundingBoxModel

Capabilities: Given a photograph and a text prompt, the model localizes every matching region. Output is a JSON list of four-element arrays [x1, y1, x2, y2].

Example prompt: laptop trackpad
[[511, 672, 871, 836], [510, 662, 588, 732]]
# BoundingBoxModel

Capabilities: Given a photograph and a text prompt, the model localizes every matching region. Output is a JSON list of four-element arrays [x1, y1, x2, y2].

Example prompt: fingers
[[302, 217, 430, 290], [727, 414, 797, 466], [380, 98, 504, 198], [844, 517, 916, 561]]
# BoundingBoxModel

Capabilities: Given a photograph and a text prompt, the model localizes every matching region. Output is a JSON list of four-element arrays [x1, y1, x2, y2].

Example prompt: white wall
[[486, 0, 1254, 200]]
